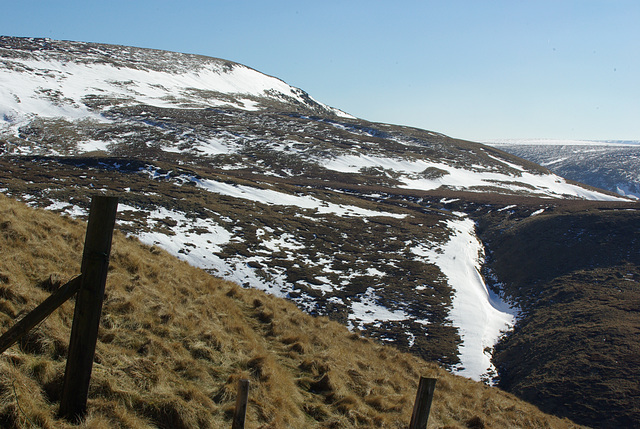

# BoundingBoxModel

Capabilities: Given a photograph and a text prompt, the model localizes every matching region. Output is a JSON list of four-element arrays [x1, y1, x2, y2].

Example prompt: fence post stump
[[59, 196, 118, 423], [232, 379, 250, 429], [409, 376, 437, 429]]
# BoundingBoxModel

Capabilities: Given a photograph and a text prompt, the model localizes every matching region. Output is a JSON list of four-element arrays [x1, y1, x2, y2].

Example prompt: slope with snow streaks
[[1, 153, 465, 368], [0, 36, 351, 129], [0, 37, 629, 202], [32, 166, 514, 381], [412, 217, 516, 381], [323, 152, 627, 201]]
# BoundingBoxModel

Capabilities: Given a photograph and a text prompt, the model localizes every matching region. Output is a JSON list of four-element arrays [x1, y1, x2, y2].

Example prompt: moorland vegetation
[[476, 204, 640, 428]]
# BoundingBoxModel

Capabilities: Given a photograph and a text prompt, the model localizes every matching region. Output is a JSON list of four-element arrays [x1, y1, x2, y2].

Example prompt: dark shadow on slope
[[478, 209, 640, 428]]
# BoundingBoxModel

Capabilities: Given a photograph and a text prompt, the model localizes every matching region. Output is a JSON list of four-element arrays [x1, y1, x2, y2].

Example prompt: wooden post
[[0, 275, 82, 354], [409, 377, 437, 429], [232, 379, 250, 429], [59, 196, 118, 423]]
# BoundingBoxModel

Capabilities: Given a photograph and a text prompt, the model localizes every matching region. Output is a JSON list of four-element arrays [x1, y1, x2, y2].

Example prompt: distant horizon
[[1, 1, 639, 142], [481, 138, 640, 146]]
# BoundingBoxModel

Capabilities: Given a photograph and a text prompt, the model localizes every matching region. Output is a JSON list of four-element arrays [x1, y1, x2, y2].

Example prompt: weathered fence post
[[409, 376, 437, 429], [232, 378, 250, 429], [58, 196, 118, 423]]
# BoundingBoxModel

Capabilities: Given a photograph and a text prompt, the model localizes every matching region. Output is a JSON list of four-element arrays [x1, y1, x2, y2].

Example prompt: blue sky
[[3, 1, 639, 141]]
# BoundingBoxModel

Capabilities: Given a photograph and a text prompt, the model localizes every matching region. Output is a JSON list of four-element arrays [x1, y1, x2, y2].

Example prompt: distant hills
[[485, 139, 640, 200]]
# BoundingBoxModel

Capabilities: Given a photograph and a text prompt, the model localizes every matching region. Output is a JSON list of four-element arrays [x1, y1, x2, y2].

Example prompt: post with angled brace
[[59, 196, 118, 423], [0, 275, 82, 355], [409, 376, 437, 429]]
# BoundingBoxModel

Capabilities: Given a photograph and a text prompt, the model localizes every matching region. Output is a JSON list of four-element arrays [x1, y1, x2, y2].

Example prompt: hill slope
[[1, 36, 638, 427], [0, 194, 582, 428], [475, 205, 640, 428]]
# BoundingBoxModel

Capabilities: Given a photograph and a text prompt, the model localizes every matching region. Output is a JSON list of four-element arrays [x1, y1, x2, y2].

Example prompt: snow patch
[[191, 177, 407, 219], [349, 287, 409, 326], [412, 217, 517, 382], [133, 206, 232, 270], [77, 140, 109, 152], [0, 54, 348, 126]]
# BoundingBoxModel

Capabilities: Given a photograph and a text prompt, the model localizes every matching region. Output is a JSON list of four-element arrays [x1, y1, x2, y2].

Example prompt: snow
[[190, 176, 408, 219], [192, 137, 236, 155], [541, 157, 569, 166], [323, 154, 431, 175], [0, 55, 346, 127], [483, 152, 525, 172], [260, 233, 305, 252], [412, 217, 517, 382], [439, 198, 459, 204], [366, 267, 387, 277], [349, 287, 409, 326], [43, 200, 87, 217], [616, 184, 640, 200], [322, 153, 629, 201], [131, 206, 232, 270], [77, 140, 109, 152]]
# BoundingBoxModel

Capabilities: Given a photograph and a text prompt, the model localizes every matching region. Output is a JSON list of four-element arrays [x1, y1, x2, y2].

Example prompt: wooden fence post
[[409, 376, 437, 429], [58, 196, 118, 423], [232, 379, 250, 429]]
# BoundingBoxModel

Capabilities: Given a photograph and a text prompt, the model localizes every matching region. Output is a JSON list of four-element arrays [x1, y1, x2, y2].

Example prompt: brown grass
[[0, 193, 582, 428]]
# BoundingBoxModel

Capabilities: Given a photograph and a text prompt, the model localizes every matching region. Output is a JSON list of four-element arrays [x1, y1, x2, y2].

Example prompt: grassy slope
[[478, 207, 640, 428], [0, 193, 582, 428]]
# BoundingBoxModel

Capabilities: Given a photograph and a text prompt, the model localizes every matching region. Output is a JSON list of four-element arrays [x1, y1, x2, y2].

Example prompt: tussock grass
[[0, 194, 581, 428]]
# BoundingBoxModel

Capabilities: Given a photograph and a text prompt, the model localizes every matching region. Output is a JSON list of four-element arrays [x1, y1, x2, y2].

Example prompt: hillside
[[1, 36, 639, 427], [475, 205, 640, 428], [0, 194, 582, 428]]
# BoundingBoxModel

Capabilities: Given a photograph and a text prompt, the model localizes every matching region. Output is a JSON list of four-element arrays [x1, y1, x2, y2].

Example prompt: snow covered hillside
[[0, 36, 350, 128], [1, 37, 636, 387]]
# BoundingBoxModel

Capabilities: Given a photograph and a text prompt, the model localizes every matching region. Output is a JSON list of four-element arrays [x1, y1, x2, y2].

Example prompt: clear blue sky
[[3, 0, 639, 141]]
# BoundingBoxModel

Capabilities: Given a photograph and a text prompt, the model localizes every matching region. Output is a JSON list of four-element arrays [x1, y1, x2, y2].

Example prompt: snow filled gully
[[413, 216, 517, 383]]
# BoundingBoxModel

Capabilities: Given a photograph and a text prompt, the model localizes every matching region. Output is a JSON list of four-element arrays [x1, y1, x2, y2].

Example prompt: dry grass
[[0, 193, 582, 428]]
